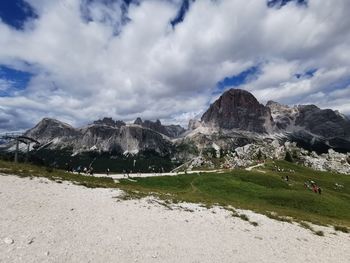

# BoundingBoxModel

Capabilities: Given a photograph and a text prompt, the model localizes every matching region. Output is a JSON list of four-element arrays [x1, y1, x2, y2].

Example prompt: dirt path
[[1, 174, 349, 263], [245, 163, 265, 171]]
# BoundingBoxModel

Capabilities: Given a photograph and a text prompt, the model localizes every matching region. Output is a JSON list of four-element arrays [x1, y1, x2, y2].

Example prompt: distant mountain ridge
[[23, 117, 174, 156], [3, 88, 350, 157]]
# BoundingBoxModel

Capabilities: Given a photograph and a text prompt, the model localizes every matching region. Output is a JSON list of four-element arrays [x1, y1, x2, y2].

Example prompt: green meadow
[[1, 159, 349, 230]]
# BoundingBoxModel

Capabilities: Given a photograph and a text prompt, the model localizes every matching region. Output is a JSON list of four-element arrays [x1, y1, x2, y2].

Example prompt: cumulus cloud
[[0, 0, 350, 132]]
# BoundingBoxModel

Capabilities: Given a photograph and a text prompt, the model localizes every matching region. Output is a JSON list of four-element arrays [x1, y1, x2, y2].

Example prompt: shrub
[[315, 230, 324, 236], [285, 151, 294, 163], [45, 166, 53, 173], [334, 225, 349, 233], [239, 214, 249, 221]]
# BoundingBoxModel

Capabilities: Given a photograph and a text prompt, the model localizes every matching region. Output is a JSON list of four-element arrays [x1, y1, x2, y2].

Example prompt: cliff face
[[24, 118, 173, 156], [201, 89, 274, 133], [295, 105, 350, 139], [266, 101, 350, 153], [266, 101, 350, 139]]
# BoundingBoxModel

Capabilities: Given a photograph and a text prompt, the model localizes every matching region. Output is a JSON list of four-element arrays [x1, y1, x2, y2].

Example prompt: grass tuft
[[299, 222, 314, 231], [334, 225, 349, 233], [250, 221, 259, 227], [266, 212, 293, 223], [299, 222, 326, 236], [315, 230, 324, 236], [239, 214, 249, 221]]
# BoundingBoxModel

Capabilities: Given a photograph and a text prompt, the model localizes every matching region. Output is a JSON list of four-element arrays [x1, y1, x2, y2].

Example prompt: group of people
[[274, 165, 295, 173], [304, 180, 322, 194], [76, 166, 94, 175]]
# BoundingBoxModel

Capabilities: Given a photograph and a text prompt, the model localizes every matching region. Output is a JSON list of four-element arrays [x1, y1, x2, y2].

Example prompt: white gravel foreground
[[0, 174, 349, 263]]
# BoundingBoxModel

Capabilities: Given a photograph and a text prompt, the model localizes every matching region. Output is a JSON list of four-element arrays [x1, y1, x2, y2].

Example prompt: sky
[[0, 0, 350, 131]]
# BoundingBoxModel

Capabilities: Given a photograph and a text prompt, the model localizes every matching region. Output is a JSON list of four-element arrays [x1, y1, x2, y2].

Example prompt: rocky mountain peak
[[295, 104, 350, 139], [25, 118, 78, 143], [93, 117, 125, 128], [33, 118, 74, 131], [134, 118, 185, 138], [201, 88, 274, 133], [134, 117, 143, 125]]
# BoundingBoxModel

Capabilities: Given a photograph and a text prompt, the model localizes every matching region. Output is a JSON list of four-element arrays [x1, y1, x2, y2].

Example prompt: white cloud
[[0, 79, 14, 92], [0, 0, 350, 131]]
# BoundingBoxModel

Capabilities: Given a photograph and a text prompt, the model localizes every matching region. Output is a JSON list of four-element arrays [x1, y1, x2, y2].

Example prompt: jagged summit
[[201, 89, 274, 133], [133, 117, 185, 138], [93, 117, 126, 128], [134, 117, 143, 125], [22, 117, 173, 156]]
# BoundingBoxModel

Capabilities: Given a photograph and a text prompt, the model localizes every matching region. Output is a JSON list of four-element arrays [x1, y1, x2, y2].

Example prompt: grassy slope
[[0, 160, 118, 189], [1, 159, 349, 228], [117, 161, 350, 227]]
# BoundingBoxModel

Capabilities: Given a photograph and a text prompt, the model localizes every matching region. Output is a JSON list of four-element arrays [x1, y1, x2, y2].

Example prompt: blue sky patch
[[0, 65, 32, 96], [216, 66, 260, 91], [295, 68, 317, 79], [0, 0, 37, 29]]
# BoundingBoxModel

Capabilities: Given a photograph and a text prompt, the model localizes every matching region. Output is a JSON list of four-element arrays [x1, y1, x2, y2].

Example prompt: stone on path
[[3, 237, 14, 245]]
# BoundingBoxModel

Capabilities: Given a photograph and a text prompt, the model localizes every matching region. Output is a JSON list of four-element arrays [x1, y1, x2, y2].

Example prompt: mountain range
[[1, 88, 350, 172]]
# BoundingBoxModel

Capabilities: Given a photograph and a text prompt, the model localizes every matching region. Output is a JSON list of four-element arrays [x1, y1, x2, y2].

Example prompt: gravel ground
[[0, 174, 349, 263]]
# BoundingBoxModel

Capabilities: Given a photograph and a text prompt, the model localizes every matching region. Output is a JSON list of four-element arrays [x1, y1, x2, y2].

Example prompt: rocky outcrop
[[300, 149, 350, 174], [184, 139, 350, 174], [266, 101, 298, 130], [266, 101, 350, 153], [201, 89, 274, 133], [188, 119, 202, 130]]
